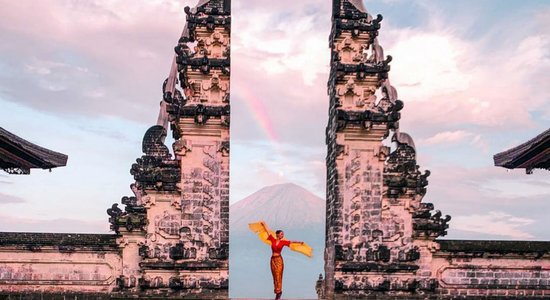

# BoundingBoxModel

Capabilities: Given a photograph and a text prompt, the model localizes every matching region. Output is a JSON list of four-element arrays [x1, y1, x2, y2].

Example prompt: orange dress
[[268, 234, 291, 294]]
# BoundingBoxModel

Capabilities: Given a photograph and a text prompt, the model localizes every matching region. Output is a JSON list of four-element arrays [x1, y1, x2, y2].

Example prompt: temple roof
[[493, 128, 550, 173], [0, 127, 68, 175], [438, 239, 550, 255], [0, 232, 119, 251]]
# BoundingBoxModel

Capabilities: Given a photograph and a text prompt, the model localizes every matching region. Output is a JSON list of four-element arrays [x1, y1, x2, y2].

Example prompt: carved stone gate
[[108, 0, 231, 297], [0, 0, 231, 299], [318, 1, 550, 299], [0, 1, 549, 299]]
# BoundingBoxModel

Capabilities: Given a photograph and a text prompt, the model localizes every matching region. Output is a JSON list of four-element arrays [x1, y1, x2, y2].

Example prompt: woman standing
[[260, 222, 305, 300]]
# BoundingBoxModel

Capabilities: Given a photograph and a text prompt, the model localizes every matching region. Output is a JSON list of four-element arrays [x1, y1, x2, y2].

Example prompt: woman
[[261, 222, 304, 300]]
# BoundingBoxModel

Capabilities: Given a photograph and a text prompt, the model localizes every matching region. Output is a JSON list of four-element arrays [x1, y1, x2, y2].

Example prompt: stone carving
[[204, 30, 228, 58], [107, 208, 147, 234], [331, 2, 383, 43], [202, 73, 229, 103], [383, 132, 451, 239], [106, 1, 230, 297], [178, 104, 230, 125], [381, 78, 398, 104], [175, 37, 193, 59], [169, 276, 184, 290], [360, 86, 377, 108], [163, 77, 185, 106], [337, 78, 360, 108], [155, 211, 182, 237], [173, 139, 192, 158], [107, 201, 147, 234], [335, 99, 403, 131], [142, 125, 170, 157], [107, 203, 123, 221], [117, 275, 138, 289], [412, 203, 451, 238], [368, 39, 385, 64], [130, 125, 181, 192], [336, 37, 360, 64], [218, 141, 230, 156], [322, 2, 451, 299], [187, 72, 229, 104]]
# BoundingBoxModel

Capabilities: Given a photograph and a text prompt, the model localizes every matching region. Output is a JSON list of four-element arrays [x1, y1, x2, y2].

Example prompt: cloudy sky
[[0, 0, 549, 241]]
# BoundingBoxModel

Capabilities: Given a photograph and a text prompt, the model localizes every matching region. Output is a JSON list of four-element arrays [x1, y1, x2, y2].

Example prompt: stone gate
[[0, 1, 549, 299], [0, 0, 230, 298], [318, 1, 550, 299]]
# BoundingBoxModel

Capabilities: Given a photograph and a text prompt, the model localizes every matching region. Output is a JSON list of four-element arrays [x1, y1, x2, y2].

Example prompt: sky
[[0, 0, 549, 241]]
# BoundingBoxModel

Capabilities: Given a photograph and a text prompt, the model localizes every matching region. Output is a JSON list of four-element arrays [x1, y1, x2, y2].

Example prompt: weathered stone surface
[[0, 233, 122, 294], [0, 1, 230, 298], [111, 0, 231, 297], [320, 1, 550, 299], [432, 245, 550, 298], [439, 240, 550, 255], [0, 232, 118, 249], [323, 1, 430, 297]]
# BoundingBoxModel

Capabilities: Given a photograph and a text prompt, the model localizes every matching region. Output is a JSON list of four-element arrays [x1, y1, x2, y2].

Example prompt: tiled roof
[[0, 232, 119, 250], [438, 239, 550, 254], [494, 128, 550, 173], [0, 127, 68, 174]]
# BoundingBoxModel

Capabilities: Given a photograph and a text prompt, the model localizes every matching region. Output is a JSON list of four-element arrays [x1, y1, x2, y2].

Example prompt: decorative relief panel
[[155, 211, 182, 238], [0, 260, 116, 285], [178, 141, 227, 261], [203, 30, 229, 59], [335, 35, 385, 66], [440, 267, 550, 289], [187, 72, 229, 104], [336, 37, 361, 64], [336, 77, 378, 111]]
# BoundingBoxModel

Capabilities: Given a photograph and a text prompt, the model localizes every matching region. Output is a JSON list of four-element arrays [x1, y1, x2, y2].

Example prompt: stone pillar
[[108, 1, 230, 298], [167, 1, 231, 295], [322, 1, 449, 299]]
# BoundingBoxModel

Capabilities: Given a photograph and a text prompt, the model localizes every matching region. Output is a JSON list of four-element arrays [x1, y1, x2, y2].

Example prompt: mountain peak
[[261, 182, 303, 189], [230, 183, 325, 232]]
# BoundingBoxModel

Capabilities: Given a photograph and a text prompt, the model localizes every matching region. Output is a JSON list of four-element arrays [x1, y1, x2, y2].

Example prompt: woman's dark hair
[[275, 230, 283, 235]]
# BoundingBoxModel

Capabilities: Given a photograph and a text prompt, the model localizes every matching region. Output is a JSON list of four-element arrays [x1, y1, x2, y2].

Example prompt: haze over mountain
[[229, 183, 325, 299], [230, 182, 325, 232]]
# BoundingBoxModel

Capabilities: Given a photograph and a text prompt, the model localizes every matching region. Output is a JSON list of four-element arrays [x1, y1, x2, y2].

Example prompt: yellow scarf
[[248, 221, 313, 258]]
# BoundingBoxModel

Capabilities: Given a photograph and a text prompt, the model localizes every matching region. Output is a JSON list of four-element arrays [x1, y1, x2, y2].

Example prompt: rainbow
[[232, 83, 279, 142]]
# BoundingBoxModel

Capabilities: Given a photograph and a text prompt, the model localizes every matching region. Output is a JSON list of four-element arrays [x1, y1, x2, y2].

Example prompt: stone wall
[[431, 240, 550, 298], [0, 233, 121, 295]]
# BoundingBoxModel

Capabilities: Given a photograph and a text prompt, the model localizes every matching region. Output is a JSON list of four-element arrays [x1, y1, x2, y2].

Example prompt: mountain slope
[[230, 182, 325, 232]]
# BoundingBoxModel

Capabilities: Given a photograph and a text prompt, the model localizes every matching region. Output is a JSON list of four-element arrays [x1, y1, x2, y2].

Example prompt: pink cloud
[[0, 192, 25, 204], [422, 130, 473, 145], [386, 22, 550, 133], [0, 0, 190, 121], [452, 211, 535, 239], [0, 214, 108, 233]]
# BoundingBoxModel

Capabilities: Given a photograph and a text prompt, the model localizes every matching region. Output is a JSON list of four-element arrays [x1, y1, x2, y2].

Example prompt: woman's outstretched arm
[[291, 240, 304, 244]]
